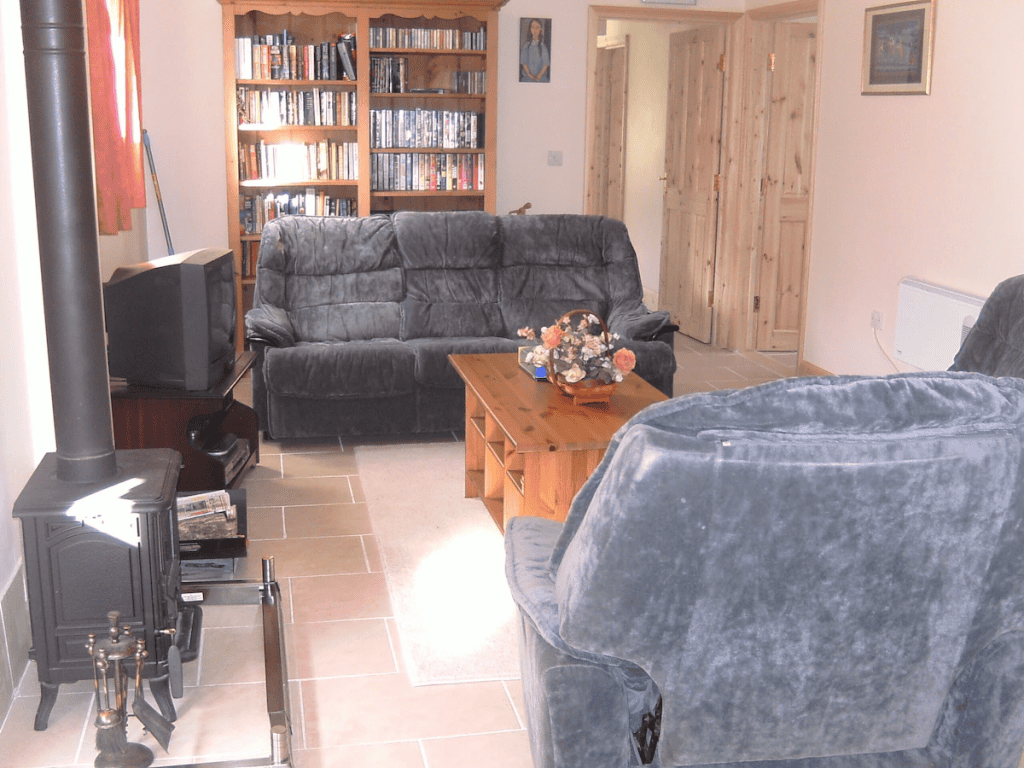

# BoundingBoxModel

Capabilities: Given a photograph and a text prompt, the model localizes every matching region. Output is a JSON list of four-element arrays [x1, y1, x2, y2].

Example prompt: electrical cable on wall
[[874, 327, 902, 374]]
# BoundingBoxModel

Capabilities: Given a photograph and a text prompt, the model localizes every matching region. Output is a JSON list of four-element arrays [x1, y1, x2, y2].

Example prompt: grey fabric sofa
[[244, 212, 676, 439], [506, 372, 1024, 767]]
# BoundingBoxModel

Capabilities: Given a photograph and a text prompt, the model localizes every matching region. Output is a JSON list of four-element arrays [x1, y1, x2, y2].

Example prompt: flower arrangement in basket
[[518, 309, 637, 405]]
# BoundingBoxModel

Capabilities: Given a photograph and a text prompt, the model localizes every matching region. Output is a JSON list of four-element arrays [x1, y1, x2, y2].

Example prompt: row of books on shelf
[[452, 70, 487, 95], [369, 25, 486, 51], [370, 108, 483, 150], [240, 241, 259, 278], [235, 33, 357, 82], [369, 56, 408, 94], [371, 152, 483, 192], [237, 87, 357, 128], [240, 191, 357, 240], [368, 56, 485, 95], [239, 140, 359, 183]]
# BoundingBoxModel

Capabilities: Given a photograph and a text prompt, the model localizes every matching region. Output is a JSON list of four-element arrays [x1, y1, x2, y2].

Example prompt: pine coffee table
[[449, 352, 668, 532]]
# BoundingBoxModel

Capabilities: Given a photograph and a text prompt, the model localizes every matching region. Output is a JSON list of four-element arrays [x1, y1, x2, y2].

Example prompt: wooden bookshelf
[[218, 0, 504, 349]]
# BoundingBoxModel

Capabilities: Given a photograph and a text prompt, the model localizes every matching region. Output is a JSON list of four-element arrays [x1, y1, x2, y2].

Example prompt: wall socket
[[871, 310, 884, 330], [547, 150, 563, 167]]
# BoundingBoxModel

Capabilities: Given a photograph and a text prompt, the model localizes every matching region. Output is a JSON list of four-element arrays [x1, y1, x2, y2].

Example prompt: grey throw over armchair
[[506, 372, 1024, 767]]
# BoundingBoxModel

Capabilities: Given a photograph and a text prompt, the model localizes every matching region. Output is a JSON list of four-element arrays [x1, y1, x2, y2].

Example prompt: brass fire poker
[[87, 611, 174, 768]]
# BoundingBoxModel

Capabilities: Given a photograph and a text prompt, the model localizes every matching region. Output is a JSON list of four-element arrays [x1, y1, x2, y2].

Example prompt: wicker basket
[[550, 377, 618, 405], [546, 309, 618, 405]]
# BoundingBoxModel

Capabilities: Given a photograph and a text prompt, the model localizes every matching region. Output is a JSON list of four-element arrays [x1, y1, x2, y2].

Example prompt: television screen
[[104, 248, 236, 390]]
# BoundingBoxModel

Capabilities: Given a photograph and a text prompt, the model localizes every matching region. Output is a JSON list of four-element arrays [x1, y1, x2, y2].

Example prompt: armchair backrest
[[951, 274, 1024, 376], [551, 373, 1024, 765]]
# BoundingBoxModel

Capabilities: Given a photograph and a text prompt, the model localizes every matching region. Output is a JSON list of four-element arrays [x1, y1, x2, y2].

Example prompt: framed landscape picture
[[862, 1, 935, 95]]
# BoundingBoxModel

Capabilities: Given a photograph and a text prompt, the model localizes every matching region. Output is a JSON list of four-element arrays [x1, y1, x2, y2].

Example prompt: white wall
[[496, 0, 590, 215], [139, 0, 229, 258], [97, 207, 149, 280], [0, 0, 55, 595], [804, 0, 1024, 375]]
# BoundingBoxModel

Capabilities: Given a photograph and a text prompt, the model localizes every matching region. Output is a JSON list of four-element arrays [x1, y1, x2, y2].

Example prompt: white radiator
[[894, 278, 985, 371]]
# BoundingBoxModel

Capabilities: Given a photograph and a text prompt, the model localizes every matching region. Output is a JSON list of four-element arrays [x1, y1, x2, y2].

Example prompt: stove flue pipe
[[20, 0, 117, 483]]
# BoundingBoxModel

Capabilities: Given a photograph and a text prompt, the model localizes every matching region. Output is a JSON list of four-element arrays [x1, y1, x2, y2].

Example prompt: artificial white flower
[[562, 364, 586, 383]]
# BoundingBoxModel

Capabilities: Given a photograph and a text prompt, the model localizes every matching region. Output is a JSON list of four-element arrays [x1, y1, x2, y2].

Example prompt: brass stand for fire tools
[[87, 612, 174, 768], [82, 557, 291, 767]]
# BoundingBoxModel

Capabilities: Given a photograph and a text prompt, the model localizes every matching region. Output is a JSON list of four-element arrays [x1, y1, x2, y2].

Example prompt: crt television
[[104, 248, 236, 391]]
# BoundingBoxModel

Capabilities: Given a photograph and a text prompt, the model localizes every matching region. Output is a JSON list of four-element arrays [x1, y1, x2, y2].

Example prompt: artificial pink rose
[[613, 347, 636, 374], [541, 325, 564, 349]]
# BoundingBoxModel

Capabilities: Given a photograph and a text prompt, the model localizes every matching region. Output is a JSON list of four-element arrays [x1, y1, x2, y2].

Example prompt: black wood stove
[[13, 0, 200, 732], [13, 449, 200, 730]]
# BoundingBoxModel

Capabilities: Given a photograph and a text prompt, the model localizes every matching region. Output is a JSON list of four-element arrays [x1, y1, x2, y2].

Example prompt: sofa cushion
[[498, 214, 654, 337], [394, 211, 505, 339], [263, 340, 416, 398], [403, 276, 504, 340], [256, 215, 403, 342], [408, 336, 519, 389], [267, 392, 418, 438]]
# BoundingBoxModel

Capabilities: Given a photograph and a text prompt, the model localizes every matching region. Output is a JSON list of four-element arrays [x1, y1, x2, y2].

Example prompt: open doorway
[[585, 8, 737, 315], [584, 3, 820, 357]]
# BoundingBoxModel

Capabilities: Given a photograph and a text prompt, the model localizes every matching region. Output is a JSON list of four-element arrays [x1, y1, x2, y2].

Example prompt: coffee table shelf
[[450, 353, 667, 531]]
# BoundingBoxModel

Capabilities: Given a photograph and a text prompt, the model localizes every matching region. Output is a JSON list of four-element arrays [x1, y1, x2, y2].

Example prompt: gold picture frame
[[862, 0, 935, 95]]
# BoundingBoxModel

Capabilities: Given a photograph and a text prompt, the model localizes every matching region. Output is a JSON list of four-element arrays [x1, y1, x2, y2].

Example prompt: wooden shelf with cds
[[219, 0, 504, 350]]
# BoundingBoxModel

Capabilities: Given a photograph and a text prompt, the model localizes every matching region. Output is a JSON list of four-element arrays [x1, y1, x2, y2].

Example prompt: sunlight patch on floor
[[413, 529, 517, 656]]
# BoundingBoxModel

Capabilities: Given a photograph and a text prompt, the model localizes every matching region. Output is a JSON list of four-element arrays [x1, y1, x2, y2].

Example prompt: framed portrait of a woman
[[519, 18, 551, 83]]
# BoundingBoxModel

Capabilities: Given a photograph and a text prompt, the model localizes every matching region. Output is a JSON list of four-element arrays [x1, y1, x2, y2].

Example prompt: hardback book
[[239, 197, 254, 236], [338, 34, 357, 81], [269, 44, 282, 79], [281, 43, 291, 79]]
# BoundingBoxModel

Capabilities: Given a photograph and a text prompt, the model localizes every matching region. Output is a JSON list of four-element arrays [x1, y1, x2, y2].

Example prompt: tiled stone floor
[[0, 335, 796, 767], [671, 333, 798, 396]]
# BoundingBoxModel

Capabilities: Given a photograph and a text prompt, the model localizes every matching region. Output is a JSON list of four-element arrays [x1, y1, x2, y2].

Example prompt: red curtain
[[86, 0, 145, 235]]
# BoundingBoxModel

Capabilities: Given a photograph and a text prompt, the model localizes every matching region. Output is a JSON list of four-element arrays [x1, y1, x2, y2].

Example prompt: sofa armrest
[[245, 305, 296, 348], [607, 307, 672, 341]]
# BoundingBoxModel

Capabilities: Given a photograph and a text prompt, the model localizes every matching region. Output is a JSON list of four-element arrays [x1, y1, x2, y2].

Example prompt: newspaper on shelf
[[176, 490, 237, 521]]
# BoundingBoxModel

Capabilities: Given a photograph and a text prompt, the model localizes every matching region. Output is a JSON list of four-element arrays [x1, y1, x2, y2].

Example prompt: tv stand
[[110, 351, 259, 491]]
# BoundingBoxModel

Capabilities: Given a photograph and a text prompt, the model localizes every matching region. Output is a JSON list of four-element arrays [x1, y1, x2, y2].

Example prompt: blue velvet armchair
[[951, 274, 1024, 377], [505, 372, 1024, 767]]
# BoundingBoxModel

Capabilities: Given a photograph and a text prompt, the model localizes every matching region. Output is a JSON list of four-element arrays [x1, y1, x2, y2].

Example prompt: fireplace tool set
[[86, 611, 174, 768]]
